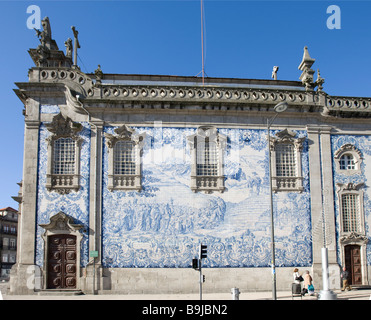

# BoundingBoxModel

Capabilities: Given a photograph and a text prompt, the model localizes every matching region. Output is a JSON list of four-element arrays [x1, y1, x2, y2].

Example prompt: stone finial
[[298, 46, 316, 91], [315, 69, 325, 91], [298, 46, 315, 70]]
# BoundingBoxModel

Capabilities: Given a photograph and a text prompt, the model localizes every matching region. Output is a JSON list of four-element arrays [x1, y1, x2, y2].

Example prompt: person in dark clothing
[[341, 266, 351, 291]]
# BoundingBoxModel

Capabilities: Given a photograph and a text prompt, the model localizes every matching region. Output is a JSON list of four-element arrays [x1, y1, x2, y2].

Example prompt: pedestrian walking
[[341, 266, 352, 291], [302, 270, 314, 296], [292, 268, 303, 296]]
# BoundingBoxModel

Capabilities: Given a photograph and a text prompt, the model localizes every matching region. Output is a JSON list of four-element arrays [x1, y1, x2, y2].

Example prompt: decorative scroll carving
[[104, 125, 144, 149], [340, 232, 368, 245], [269, 129, 305, 152], [45, 112, 82, 139], [334, 144, 363, 160], [39, 211, 83, 233], [336, 182, 364, 192]]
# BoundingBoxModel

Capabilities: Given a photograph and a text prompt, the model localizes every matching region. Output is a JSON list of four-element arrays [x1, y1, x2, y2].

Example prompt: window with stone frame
[[45, 113, 83, 194], [104, 125, 146, 191], [334, 144, 363, 174], [187, 126, 227, 193], [269, 129, 305, 192], [337, 182, 365, 235]]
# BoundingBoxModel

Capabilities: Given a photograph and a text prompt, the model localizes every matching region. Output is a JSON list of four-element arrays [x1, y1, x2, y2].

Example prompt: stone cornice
[[18, 67, 371, 118]]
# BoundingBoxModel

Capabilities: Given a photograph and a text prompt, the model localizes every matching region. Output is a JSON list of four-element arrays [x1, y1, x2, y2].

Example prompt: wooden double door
[[47, 234, 77, 289], [345, 245, 362, 285]]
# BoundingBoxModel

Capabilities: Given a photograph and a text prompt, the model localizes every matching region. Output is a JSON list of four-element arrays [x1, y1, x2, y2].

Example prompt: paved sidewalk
[[1, 282, 370, 300]]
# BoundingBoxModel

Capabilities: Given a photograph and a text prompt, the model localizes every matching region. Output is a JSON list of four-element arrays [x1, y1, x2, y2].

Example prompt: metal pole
[[318, 248, 337, 300], [322, 248, 329, 291], [93, 257, 96, 295], [199, 258, 202, 300], [267, 118, 277, 300], [200, 0, 205, 86]]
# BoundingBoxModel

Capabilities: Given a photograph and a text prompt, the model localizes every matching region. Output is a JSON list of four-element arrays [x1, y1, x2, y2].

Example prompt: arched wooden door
[[344, 245, 362, 285], [47, 234, 77, 289]]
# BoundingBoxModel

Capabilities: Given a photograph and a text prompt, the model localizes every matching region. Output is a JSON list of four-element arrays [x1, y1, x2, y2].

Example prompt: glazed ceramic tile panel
[[102, 127, 312, 268], [35, 112, 90, 267], [331, 134, 371, 265]]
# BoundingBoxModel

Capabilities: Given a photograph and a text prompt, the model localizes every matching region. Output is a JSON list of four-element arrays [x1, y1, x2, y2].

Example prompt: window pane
[[196, 140, 218, 176], [342, 194, 359, 232], [340, 154, 355, 170], [114, 141, 136, 175], [275, 143, 296, 177], [53, 138, 76, 174]]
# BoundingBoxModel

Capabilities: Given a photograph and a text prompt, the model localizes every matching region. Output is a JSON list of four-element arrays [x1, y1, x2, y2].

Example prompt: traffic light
[[200, 244, 207, 260], [202, 275, 206, 283], [192, 258, 199, 270]]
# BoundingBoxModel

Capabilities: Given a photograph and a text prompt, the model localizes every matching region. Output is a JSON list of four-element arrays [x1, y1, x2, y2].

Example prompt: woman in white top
[[293, 268, 302, 284]]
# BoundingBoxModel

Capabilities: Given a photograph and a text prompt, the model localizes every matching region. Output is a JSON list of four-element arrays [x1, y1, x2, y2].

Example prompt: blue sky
[[0, 0, 370, 208]]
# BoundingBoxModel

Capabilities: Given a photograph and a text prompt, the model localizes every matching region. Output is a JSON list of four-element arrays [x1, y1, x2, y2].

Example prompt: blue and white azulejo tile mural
[[35, 121, 91, 267], [101, 127, 312, 268]]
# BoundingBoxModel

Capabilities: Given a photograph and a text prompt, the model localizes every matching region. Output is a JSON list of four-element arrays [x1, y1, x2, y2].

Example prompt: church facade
[[9, 18, 371, 294]]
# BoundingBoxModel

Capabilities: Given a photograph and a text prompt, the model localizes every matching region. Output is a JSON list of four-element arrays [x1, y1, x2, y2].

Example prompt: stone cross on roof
[[71, 26, 81, 68]]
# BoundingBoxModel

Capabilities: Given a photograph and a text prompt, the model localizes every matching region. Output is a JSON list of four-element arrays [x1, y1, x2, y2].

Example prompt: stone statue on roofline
[[34, 16, 58, 51], [64, 38, 73, 59]]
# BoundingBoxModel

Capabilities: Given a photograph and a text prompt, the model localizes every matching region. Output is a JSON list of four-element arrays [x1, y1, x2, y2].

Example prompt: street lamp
[[267, 102, 288, 300]]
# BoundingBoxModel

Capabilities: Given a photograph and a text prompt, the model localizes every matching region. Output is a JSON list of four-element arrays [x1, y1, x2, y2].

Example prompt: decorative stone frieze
[[24, 65, 371, 119]]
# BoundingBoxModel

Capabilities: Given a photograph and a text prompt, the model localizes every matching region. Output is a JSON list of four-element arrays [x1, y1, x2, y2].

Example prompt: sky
[[0, 0, 370, 208]]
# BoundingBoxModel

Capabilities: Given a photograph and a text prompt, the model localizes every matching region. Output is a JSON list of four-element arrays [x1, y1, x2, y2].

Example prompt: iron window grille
[[53, 138, 76, 175], [341, 193, 360, 233]]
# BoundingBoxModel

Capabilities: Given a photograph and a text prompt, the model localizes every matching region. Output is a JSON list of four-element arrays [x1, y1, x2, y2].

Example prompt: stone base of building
[[87, 266, 341, 295], [9, 265, 344, 295], [9, 263, 42, 295], [312, 262, 342, 291]]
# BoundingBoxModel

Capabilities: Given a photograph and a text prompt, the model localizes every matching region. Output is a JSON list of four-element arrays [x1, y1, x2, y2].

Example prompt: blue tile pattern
[[33, 119, 320, 269], [35, 123, 90, 267], [101, 127, 312, 268]]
